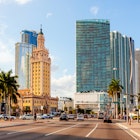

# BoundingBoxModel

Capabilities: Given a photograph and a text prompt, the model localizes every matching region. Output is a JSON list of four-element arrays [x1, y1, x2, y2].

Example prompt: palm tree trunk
[[8, 96, 11, 121], [116, 93, 118, 119], [112, 93, 115, 119]]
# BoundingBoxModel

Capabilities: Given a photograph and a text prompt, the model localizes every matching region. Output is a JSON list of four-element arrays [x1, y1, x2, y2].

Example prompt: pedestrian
[[34, 112, 37, 121], [128, 113, 132, 125]]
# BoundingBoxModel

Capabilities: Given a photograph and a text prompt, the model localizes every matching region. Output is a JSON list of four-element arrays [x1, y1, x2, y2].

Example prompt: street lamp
[[113, 67, 119, 119]]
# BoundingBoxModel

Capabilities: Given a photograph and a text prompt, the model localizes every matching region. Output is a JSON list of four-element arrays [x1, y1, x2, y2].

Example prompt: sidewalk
[[0, 117, 58, 128], [116, 119, 140, 138], [0, 119, 35, 128]]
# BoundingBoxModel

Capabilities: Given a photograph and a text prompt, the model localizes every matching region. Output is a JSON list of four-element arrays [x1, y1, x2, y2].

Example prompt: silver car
[[77, 114, 84, 121], [19, 114, 34, 120]]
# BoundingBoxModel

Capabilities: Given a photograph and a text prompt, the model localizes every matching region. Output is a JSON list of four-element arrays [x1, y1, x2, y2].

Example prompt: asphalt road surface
[[0, 118, 139, 140]]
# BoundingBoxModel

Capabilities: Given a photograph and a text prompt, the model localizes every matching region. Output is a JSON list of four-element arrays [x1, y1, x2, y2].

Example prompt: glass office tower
[[110, 31, 135, 107], [76, 19, 111, 92], [15, 30, 38, 89], [21, 30, 38, 45]]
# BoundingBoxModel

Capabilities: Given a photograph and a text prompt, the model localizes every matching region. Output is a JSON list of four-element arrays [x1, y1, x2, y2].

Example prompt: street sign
[[113, 101, 119, 104]]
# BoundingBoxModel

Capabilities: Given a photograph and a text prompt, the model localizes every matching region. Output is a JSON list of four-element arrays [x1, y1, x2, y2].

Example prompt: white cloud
[[46, 12, 53, 19], [15, 0, 32, 5], [0, 0, 31, 5], [50, 54, 59, 72], [0, 39, 15, 72], [0, 0, 10, 4], [51, 73, 76, 99], [90, 6, 99, 16]]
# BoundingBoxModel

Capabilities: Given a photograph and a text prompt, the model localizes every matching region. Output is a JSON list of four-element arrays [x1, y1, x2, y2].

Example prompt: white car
[[77, 114, 84, 121], [37, 114, 46, 119], [0, 114, 16, 120], [19, 114, 34, 120], [43, 114, 53, 119], [68, 114, 75, 120]]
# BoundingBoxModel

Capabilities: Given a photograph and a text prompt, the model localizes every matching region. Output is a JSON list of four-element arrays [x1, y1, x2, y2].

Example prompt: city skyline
[[0, 0, 140, 98]]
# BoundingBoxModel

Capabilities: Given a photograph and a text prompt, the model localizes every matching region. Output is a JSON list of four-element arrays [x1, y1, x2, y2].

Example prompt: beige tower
[[30, 28, 51, 97], [16, 27, 58, 115]]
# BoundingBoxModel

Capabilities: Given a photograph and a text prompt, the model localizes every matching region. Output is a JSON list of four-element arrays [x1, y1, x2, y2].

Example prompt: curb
[[117, 123, 140, 138]]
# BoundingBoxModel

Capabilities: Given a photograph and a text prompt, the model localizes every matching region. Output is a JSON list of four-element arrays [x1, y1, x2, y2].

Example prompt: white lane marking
[[85, 123, 98, 137], [45, 124, 79, 136], [116, 123, 138, 140], [7, 126, 45, 135]]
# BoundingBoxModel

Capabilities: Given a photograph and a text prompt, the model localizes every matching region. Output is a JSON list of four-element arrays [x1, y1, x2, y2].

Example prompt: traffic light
[[1, 103, 6, 112]]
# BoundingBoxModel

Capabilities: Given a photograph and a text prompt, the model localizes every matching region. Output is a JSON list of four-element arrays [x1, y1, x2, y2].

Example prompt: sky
[[0, 0, 140, 98]]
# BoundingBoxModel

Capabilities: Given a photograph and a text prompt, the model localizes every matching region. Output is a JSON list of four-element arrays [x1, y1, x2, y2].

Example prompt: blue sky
[[0, 0, 140, 98]]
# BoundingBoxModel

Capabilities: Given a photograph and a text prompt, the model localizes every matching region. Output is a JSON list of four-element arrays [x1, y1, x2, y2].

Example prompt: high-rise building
[[16, 28, 58, 115], [15, 30, 38, 89], [21, 30, 38, 45], [110, 31, 135, 107], [135, 49, 140, 93], [76, 19, 111, 92], [30, 28, 51, 97]]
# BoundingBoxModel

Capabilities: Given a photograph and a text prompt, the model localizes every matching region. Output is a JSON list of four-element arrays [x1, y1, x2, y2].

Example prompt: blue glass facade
[[21, 30, 38, 46], [15, 30, 38, 89], [110, 31, 135, 107], [110, 31, 135, 95], [76, 19, 111, 92]]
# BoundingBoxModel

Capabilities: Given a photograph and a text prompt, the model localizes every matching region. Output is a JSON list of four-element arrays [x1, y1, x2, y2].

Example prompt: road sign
[[113, 101, 119, 104]]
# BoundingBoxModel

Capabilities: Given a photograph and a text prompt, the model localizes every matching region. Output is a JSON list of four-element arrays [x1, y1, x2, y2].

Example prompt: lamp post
[[124, 69, 129, 123], [113, 67, 119, 119]]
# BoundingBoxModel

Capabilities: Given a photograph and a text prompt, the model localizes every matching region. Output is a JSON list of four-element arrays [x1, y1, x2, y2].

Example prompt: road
[[0, 118, 139, 140]]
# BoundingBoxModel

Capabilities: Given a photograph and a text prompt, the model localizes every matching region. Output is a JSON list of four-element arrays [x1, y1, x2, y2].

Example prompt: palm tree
[[0, 70, 20, 115], [108, 78, 123, 119], [138, 93, 140, 109]]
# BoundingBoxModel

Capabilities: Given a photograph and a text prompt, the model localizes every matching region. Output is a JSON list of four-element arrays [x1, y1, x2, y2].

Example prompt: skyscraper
[[30, 28, 51, 97], [135, 49, 140, 93], [110, 31, 135, 107], [15, 30, 38, 89], [76, 19, 111, 92], [16, 28, 58, 115]]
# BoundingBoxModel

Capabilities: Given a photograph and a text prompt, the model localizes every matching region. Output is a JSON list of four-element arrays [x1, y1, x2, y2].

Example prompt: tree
[[137, 93, 140, 109], [107, 78, 123, 119], [0, 70, 20, 114]]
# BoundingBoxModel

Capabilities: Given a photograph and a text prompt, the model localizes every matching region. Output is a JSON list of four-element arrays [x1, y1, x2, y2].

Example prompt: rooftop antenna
[[40, 24, 43, 34]]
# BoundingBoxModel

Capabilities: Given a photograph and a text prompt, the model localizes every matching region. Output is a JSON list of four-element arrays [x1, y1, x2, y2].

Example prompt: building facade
[[15, 28, 58, 115], [58, 97, 74, 113], [76, 19, 111, 92], [29, 28, 51, 114], [15, 30, 38, 89], [74, 91, 111, 113], [110, 31, 136, 110], [135, 49, 140, 93], [30, 28, 51, 97]]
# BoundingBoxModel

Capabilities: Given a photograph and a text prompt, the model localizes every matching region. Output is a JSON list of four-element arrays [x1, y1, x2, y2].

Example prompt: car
[[19, 114, 34, 120], [0, 114, 16, 120], [130, 113, 140, 120], [59, 114, 69, 121], [84, 114, 88, 119], [77, 114, 84, 121], [48, 114, 54, 118], [68, 114, 75, 120], [103, 115, 112, 123], [98, 112, 104, 119], [0, 114, 3, 119], [43, 114, 53, 119], [37, 114, 46, 119]]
